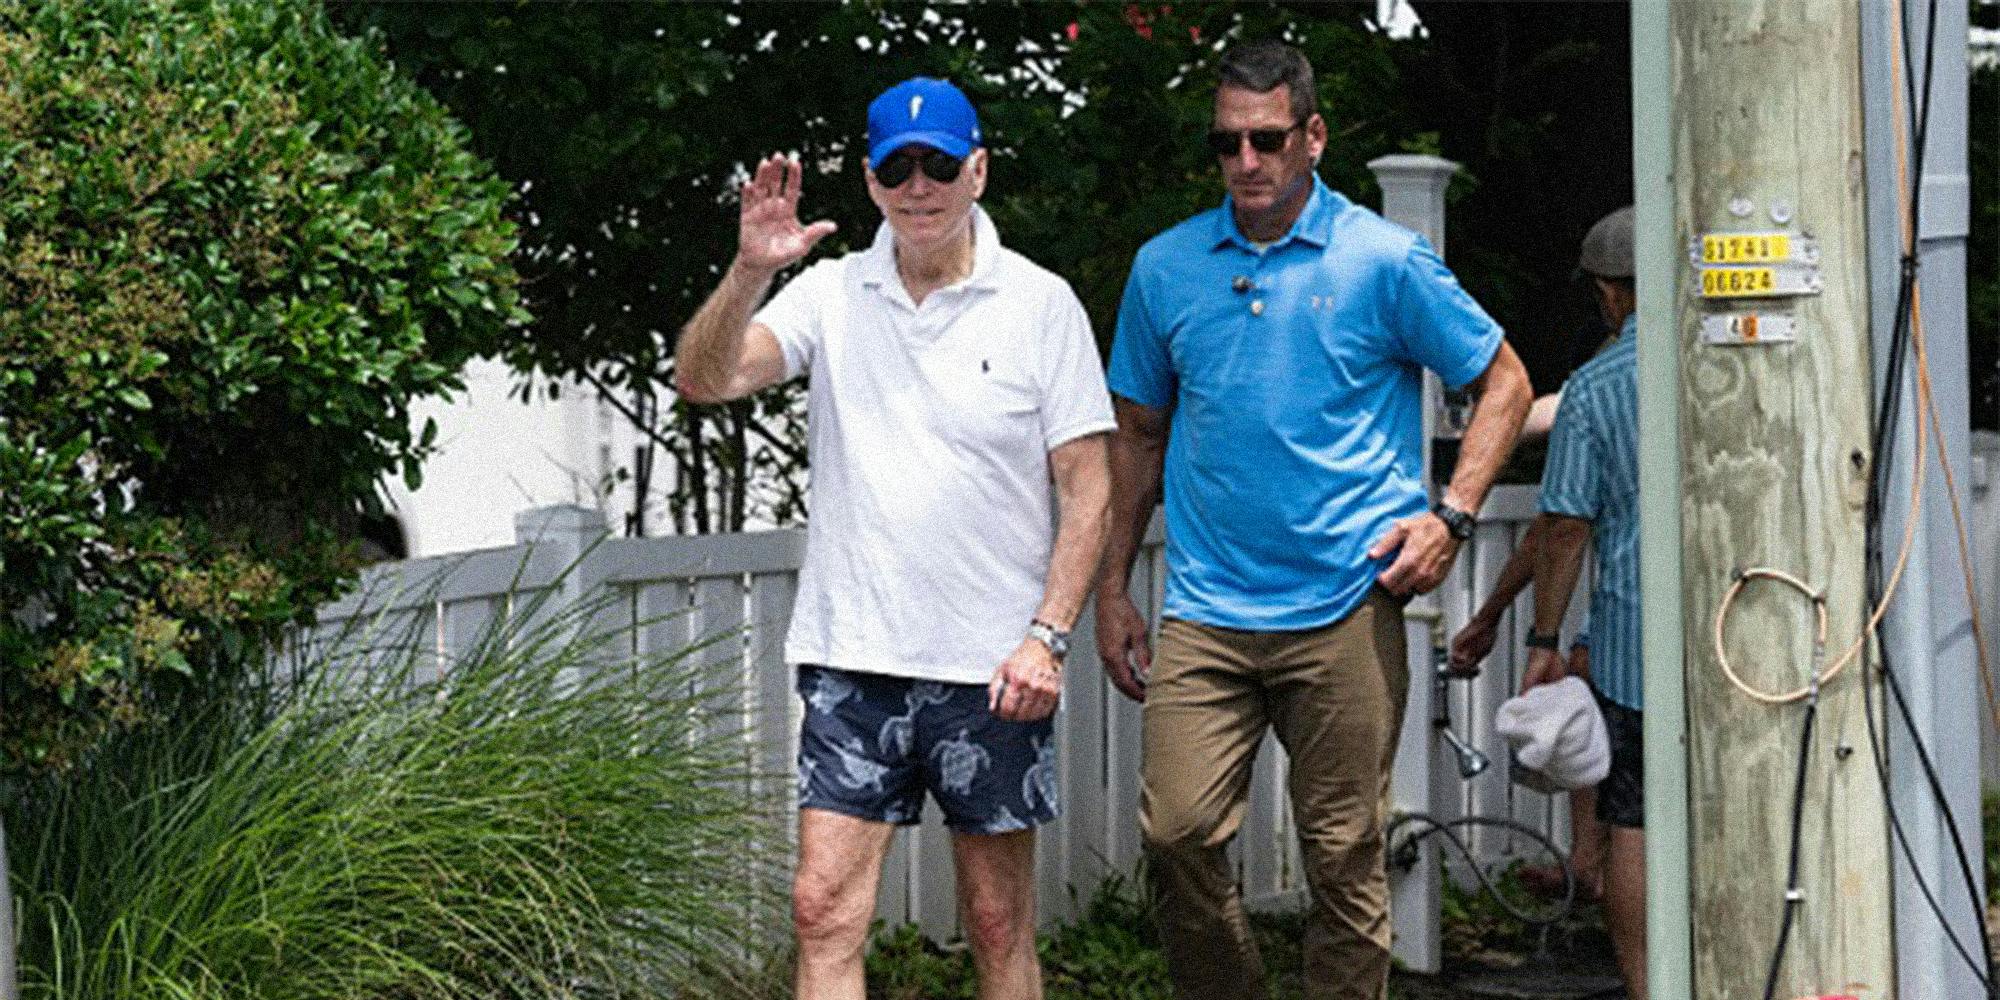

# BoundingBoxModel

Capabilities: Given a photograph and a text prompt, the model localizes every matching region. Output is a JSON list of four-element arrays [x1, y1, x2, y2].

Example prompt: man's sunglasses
[[1206, 121, 1305, 158], [875, 149, 965, 188]]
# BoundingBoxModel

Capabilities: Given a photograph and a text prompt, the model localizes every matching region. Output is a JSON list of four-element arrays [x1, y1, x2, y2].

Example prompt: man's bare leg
[[794, 808, 897, 1000], [1603, 826, 1646, 999], [952, 828, 1043, 1000], [1565, 649, 1605, 897], [1567, 786, 1606, 897]]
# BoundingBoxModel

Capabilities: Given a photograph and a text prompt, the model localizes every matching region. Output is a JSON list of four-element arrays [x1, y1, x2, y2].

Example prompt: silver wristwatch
[[1027, 619, 1070, 660]]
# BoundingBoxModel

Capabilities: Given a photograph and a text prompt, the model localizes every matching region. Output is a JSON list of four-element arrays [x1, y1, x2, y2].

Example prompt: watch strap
[[1432, 500, 1476, 541], [1028, 619, 1070, 664]]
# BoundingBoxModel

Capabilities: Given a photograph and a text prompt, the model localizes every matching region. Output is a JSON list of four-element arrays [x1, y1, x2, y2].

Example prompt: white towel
[[1494, 677, 1610, 793]]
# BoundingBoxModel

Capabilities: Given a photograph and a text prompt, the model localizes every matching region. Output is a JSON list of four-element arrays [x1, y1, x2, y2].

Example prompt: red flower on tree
[[1068, 6, 1197, 44]]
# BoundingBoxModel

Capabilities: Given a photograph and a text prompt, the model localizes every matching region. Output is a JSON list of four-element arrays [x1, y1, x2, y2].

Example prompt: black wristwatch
[[1432, 500, 1476, 541], [1525, 629, 1562, 651]]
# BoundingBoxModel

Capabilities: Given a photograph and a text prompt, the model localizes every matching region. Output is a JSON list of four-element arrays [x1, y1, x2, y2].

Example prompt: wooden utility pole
[[1673, 2, 1894, 998]]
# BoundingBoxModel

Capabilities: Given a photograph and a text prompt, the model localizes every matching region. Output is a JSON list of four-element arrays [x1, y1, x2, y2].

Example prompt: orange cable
[[1892, 4, 2000, 733], [1715, 6, 1996, 719]]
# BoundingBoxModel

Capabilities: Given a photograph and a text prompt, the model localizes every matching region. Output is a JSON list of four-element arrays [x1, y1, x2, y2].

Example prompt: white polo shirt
[[755, 205, 1115, 685]]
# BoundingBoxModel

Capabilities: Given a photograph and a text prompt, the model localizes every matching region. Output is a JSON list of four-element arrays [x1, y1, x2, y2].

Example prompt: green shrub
[[856, 875, 1185, 1000], [7, 589, 785, 1000], [0, 0, 522, 773], [1984, 789, 1997, 898], [1038, 874, 1174, 1000]]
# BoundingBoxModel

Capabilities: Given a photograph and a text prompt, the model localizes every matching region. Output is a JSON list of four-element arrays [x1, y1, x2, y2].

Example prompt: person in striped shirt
[[1449, 209, 1635, 906], [1520, 205, 1645, 998]]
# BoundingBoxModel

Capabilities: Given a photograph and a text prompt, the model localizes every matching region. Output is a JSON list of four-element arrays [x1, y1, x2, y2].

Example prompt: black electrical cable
[[1876, 642, 1997, 987], [1868, 0, 1934, 487], [1860, 634, 1993, 984], [1760, 682, 1819, 1000], [1858, 609, 1993, 985], [1892, 0, 1996, 979], [1851, 0, 1998, 991]]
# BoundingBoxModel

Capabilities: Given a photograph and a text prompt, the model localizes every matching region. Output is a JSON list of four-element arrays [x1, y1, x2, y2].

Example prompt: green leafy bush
[[1984, 789, 1998, 898], [859, 875, 1179, 1000], [7, 590, 784, 1000], [1970, 26, 1996, 427], [853, 874, 1241, 1000], [0, 0, 523, 772]]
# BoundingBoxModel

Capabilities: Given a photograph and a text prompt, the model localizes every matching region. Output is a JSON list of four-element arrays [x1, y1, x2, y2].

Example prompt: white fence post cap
[[1365, 153, 1460, 182], [514, 504, 610, 544]]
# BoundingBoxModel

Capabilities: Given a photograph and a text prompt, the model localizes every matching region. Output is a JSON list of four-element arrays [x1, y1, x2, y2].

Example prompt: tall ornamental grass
[[7, 589, 787, 1000]]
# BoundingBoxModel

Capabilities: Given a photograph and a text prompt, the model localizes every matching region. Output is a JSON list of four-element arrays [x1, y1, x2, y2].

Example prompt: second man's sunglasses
[[876, 148, 965, 188], [1206, 120, 1305, 158]]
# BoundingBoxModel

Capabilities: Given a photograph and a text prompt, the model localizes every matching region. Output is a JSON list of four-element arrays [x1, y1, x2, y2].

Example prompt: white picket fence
[[309, 488, 1578, 973], [303, 153, 1662, 972]]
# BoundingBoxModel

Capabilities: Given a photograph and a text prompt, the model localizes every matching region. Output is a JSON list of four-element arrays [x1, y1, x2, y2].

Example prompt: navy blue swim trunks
[[795, 664, 1059, 835]]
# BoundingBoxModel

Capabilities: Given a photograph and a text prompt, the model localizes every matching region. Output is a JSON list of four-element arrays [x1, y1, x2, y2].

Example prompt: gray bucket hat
[[1577, 205, 1635, 280]]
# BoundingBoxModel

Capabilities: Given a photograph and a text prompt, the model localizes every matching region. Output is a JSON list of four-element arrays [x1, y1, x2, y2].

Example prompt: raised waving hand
[[738, 153, 838, 274]]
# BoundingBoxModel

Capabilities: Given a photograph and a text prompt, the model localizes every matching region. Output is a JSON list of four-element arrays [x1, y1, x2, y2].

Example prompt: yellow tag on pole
[[1701, 233, 1793, 264], [1701, 267, 1780, 298]]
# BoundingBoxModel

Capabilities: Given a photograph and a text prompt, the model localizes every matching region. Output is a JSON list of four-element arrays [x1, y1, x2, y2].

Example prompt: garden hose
[[1385, 811, 1579, 931]]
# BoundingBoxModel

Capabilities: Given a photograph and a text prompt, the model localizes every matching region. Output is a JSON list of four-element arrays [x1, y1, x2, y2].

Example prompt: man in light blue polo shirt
[[1092, 40, 1531, 1000]]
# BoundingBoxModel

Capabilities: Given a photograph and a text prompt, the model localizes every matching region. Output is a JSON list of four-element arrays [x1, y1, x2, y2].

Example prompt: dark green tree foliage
[[329, 1, 1417, 531], [0, 0, 521, 772], [1400, 1, 1636, 396], [992, 4, 1410, 331], [1971, 2, 1995, 429]]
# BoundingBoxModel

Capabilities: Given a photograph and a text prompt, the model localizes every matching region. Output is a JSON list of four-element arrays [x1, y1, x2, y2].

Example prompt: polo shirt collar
[[860, 203, 1004, 296], [1211, 176, 1344, 252]]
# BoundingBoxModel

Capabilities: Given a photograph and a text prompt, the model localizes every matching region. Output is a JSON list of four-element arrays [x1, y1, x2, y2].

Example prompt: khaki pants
[[1140, 590, 1410, 1000]]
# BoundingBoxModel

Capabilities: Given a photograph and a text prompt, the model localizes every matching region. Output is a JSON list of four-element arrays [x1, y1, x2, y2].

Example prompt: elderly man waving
[[675, 77, 1113, 1000]]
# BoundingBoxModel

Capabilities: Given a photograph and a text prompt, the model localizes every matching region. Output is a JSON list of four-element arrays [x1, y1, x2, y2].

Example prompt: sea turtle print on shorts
[[878, 681, 955, 758], [1021, 735, 1058, 815], [794, 665, 1059, 833], [930, 728, 992, 796], [985, 804, 1024, 834], [831, 736, 889, 792], [805, 668, 858, 716]]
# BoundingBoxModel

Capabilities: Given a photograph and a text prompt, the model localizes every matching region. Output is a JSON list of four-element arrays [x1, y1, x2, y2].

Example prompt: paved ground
[[1395, 960, 1624, 1000], [1389, 913, 1626, 1000], [1392, 904, 2000, 999]]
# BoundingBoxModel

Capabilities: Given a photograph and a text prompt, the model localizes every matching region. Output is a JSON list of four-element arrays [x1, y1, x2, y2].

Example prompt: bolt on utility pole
[[1670, 1, 1896, 997]]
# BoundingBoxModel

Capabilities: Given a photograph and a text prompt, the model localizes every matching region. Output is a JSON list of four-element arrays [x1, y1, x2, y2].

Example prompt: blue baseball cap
[[866, 77, 982, 169]]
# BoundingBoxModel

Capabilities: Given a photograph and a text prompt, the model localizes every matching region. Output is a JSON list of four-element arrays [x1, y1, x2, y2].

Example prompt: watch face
[[1435, 504, 1473, 540], [1030, 623, 1069, 659]]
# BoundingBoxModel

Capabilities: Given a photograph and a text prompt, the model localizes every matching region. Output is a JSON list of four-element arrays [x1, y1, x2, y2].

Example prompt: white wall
[[384, 358, 667, 557]]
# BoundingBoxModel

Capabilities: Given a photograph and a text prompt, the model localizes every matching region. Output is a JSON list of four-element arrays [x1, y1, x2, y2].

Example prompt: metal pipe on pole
[[1632, 3, 1691, 996]]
